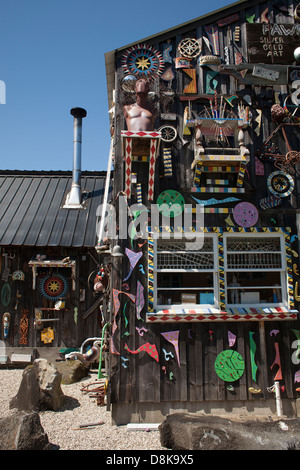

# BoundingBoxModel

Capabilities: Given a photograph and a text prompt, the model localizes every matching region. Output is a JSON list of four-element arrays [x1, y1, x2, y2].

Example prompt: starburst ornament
[[121, 43, 164, 78]]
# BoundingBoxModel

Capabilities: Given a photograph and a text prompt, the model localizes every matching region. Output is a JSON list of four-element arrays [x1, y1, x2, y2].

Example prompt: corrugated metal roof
[[0, 171, 108, 247]]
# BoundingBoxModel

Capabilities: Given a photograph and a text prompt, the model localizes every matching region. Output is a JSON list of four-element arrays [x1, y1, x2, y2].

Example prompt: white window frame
[[223, 232, 288, 308], [153, 234, 219, 310]]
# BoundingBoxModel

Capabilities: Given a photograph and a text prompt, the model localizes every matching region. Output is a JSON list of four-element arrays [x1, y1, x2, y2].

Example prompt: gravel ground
[[0, 368, 165, 451]]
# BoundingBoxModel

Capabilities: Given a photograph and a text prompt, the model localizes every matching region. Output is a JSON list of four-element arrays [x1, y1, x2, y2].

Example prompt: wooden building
[[0, 167, 109, 363], [103, 0, 300, 424]]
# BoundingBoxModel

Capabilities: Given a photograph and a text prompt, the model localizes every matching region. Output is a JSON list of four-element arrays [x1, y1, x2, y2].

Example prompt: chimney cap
[[70, 107, 87, 118]]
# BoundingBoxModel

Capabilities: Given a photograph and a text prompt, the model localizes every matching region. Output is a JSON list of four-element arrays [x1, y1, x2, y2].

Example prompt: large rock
[[56, 359, 89, 384], [10, 358, 65, 412], [159, 413, 300, 450], [0, 411, 52, 450]]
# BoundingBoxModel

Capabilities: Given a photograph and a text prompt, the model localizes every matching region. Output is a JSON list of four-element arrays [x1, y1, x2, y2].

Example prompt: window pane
[[157, 289, 214, 305], [227, 288, 282, 304], [157, 272, 214, 288], [157, 273, 214, 305], [226, 272, 282, 304]]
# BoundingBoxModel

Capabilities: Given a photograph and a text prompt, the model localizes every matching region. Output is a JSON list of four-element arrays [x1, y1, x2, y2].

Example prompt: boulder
[[0, 411, 52, 450], [159, 413, 300, 450], [10, 358, 65, 412], [56, 359, 89, 384]]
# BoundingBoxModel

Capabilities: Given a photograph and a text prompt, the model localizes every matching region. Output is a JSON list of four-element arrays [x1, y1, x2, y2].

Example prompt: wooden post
[[259, 321, 268, 397]]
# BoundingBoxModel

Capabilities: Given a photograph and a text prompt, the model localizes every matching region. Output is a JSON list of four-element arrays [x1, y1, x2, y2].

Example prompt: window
[[153, 235, 218, 309], [224, 233, 287, 307]]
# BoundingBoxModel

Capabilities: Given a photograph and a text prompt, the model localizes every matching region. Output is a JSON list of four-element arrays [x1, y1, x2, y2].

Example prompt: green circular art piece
[[214, 349, 245, 382], [156, 190, 185, 218], [1, 283, 11, 307]]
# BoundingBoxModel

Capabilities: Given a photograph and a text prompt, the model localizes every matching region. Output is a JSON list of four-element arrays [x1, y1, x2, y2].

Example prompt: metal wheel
[[159, 125, 177, 142]]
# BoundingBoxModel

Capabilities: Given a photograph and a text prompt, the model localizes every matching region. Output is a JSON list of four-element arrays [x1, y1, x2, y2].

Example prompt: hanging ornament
[[159, 126, 177, 143], [255, 156, 264, 175], [183, 68, 197, 94], [1, 283, 11, 307], [41, 327, 54, 344], [123, 248, 143, 282], [178, 38, 201, 58], [162, 348, 174, 361], [161, 67, 175, 82], [249, 331, 258, 382], [12, 270, 25, 281], [39, 273, 68, 301], [270, 342, 283, 381], [214, 350, 245, 382], [291, 329, 300, 365], [228, 331, 236, 347], [267, 171, 294, 198], [156, 190, 185, 218], [203, 26, 220, 55], [111, 289, 136, 355], [136, 326, 148, 336], [294, 370, 300, 383], [19, 309, 29, 345], [121, 43, 164, 78], [136, 281, 145, 320], [233, 202, 258, 228], [161, 330, 180, 367], [162, 41, 173, 63], [162, 147, 173, 177], [124, 342, 159, 362], [121, 356, 129, 368], [2, 312, 10, 338]]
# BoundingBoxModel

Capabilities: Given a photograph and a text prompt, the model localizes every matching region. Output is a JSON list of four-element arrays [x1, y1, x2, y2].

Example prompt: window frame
[[223, 231, 288, 308], [153, 233, 219, 310]]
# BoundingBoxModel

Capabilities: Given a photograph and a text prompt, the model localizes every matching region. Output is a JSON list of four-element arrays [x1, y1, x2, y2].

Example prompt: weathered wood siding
[[110, 0, 300, 410], [0, 246, 103, 350]]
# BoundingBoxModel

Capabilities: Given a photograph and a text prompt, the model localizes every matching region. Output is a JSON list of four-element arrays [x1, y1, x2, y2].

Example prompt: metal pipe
[[64, 107, 87, 208], [274, 381, 283, 417], [96, 136, 113, 249], [97, 322, 110, 379]]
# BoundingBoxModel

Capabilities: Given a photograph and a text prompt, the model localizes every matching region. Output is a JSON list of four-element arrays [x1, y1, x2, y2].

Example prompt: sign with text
[[247, 23, 300, 64]]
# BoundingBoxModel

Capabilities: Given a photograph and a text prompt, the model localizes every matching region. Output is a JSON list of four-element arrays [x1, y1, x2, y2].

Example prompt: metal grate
[[157, 238, 213, 252], [227, 252, 282, 269], [226, 237, 281, 252], [157, 252, 214, 270], [157, 237, 215, 270]]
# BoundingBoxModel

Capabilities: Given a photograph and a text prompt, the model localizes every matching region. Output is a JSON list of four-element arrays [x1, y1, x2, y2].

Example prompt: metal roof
[[0, 171, 107, 247]]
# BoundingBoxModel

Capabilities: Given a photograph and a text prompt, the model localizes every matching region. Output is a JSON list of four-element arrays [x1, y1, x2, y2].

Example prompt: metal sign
[[247, 23, 300, 64]]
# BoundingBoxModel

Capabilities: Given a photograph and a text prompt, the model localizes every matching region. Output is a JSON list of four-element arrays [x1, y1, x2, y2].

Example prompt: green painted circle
[[214, 349, 245, 382], [1, 283, 11, 307], [156, 190, 185, 217]]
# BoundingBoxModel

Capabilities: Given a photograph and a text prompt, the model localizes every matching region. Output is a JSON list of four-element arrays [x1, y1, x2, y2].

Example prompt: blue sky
[[0, 0, 233, 172]]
